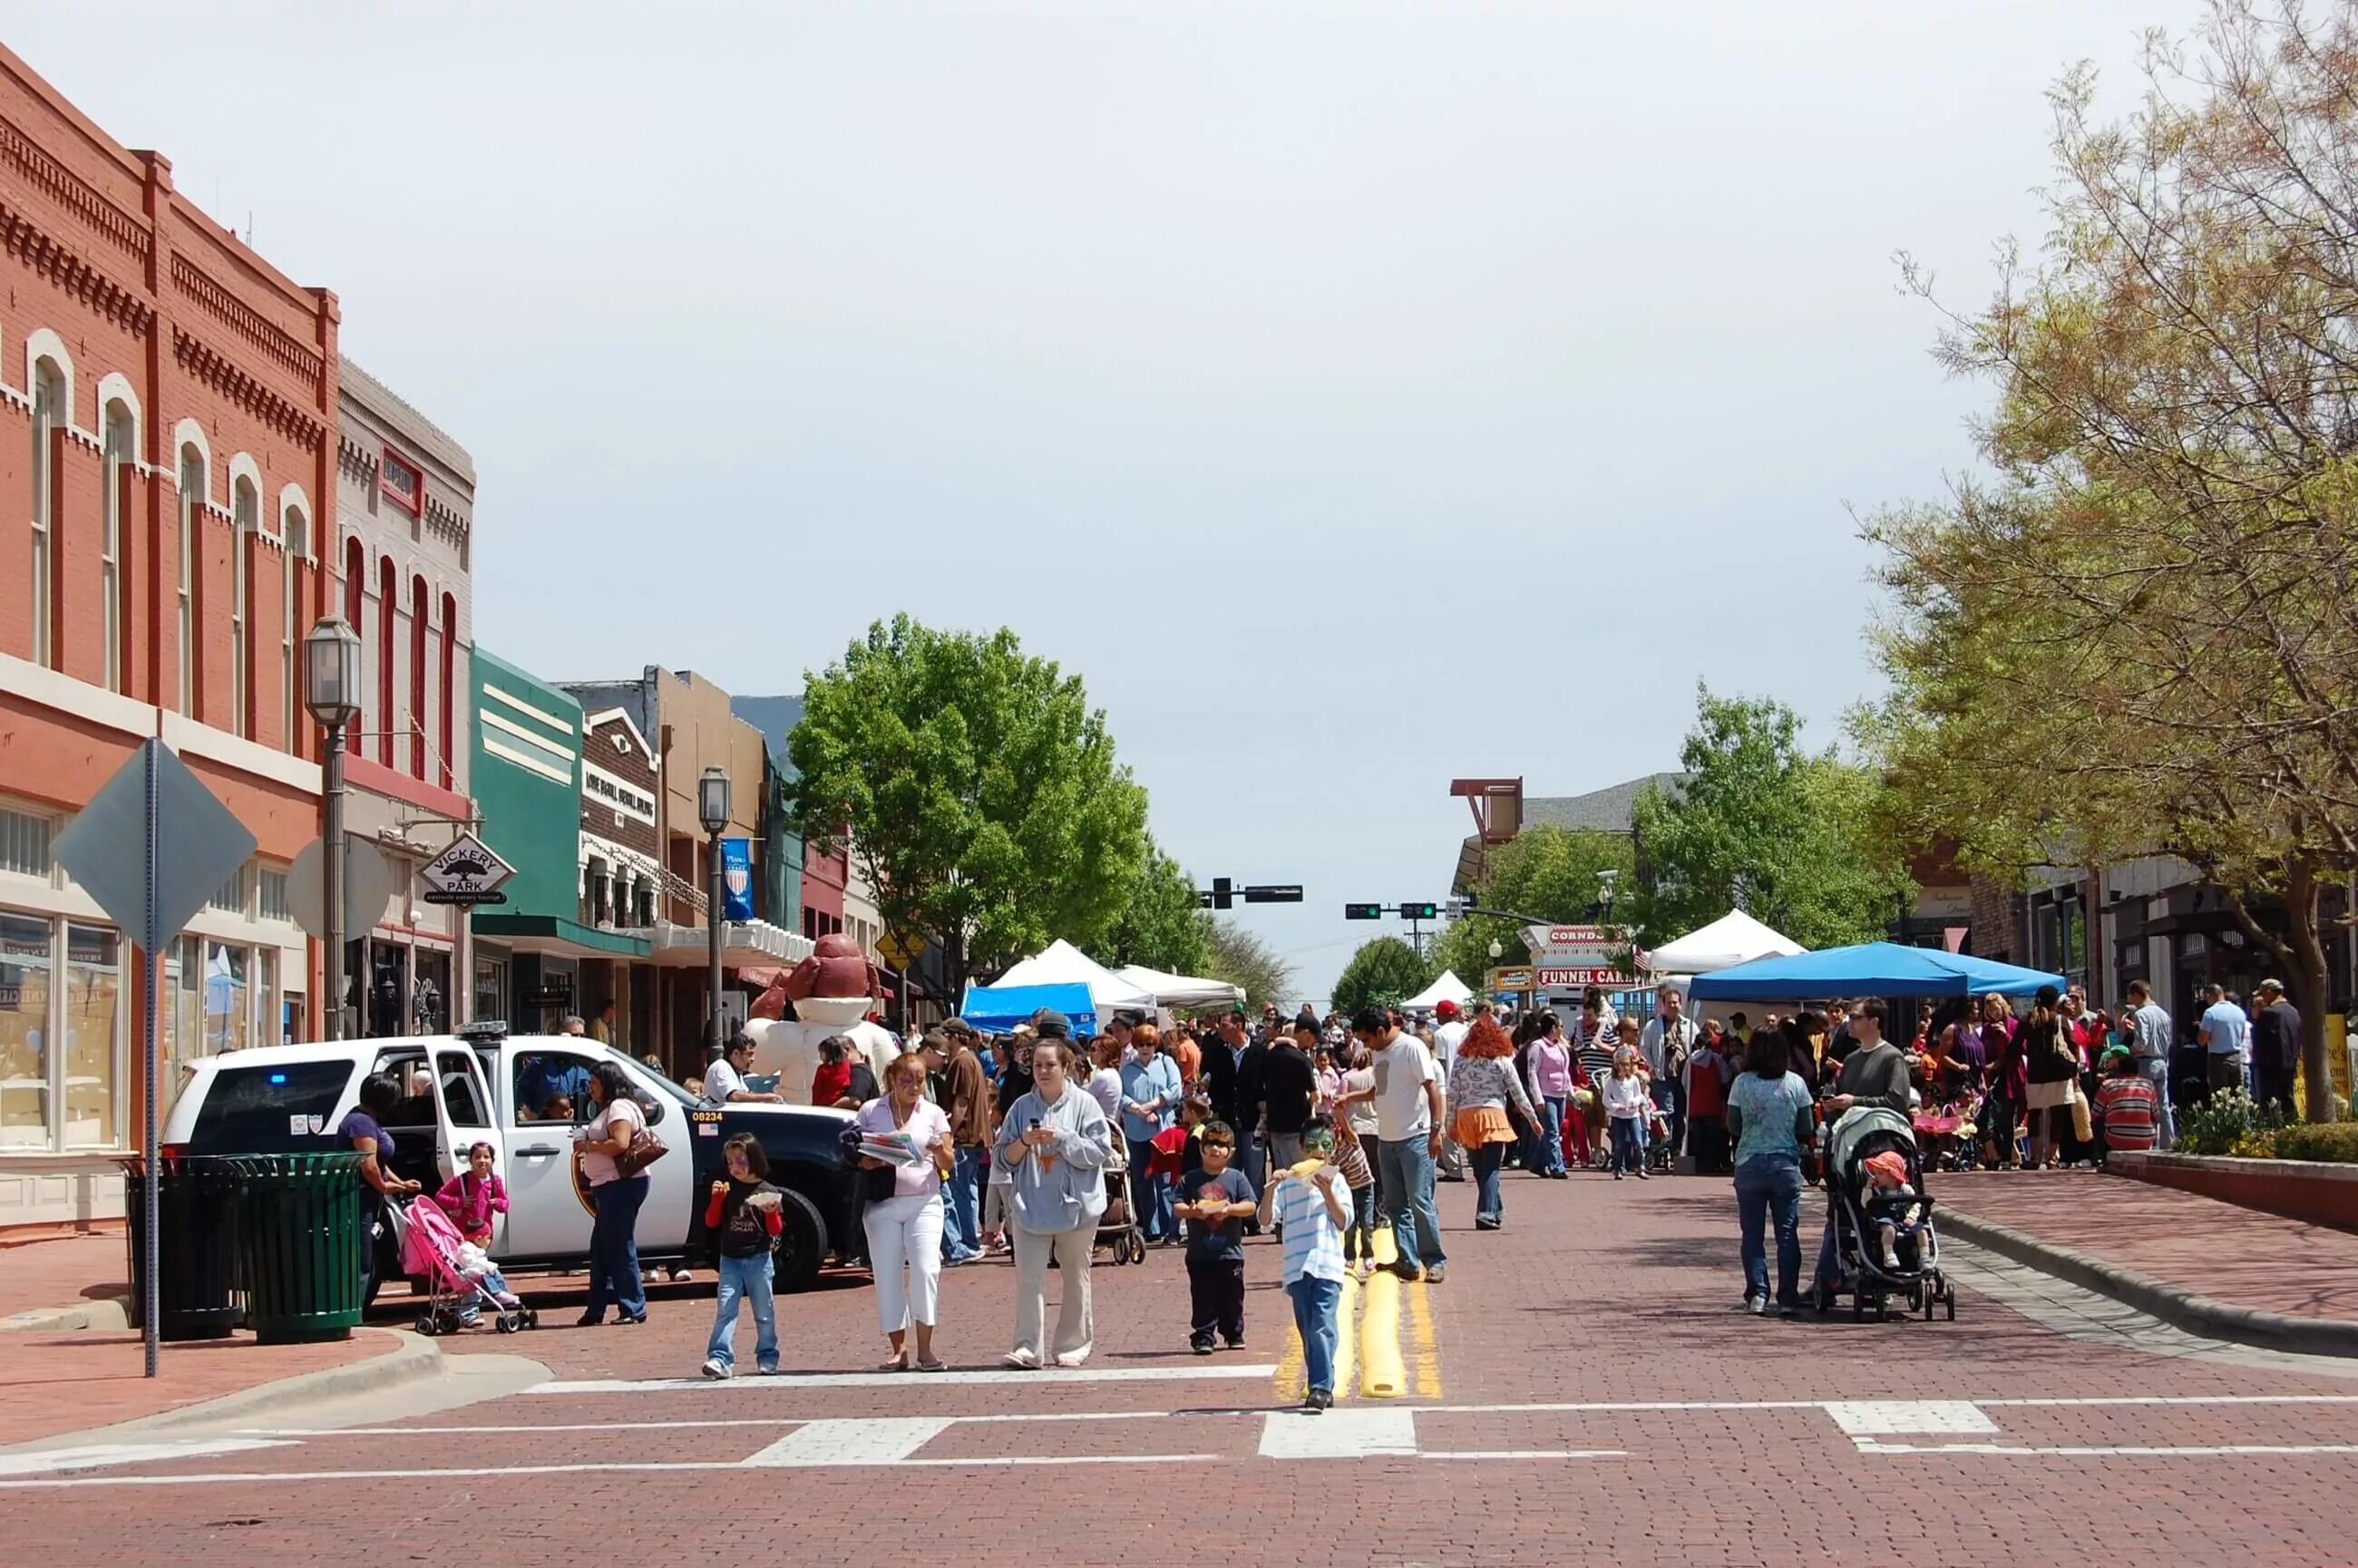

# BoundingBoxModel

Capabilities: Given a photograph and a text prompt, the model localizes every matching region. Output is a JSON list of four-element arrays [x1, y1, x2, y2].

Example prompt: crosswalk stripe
[[525, 1365, 1279, 1394]]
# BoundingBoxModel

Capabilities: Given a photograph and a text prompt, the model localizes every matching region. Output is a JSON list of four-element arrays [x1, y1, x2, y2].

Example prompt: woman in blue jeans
[[575, 1061, 651, 1326], [1722, 1027, 1817, 1317]]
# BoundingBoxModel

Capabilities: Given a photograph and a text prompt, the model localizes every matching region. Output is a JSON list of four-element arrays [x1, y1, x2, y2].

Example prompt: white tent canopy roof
[[1115, 962, 1245, 1010], [1644, 910, 1806, 976], [1401, 969, 1475, 1010], [992, 939, 1156, 1015]]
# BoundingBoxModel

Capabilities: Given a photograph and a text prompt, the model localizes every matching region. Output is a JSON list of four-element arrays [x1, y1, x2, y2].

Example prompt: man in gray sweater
[[1823, 999, 1910, 1118]]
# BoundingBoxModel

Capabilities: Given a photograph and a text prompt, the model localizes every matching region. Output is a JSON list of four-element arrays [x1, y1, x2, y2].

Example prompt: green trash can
[[120, 1154, 242, 1341], [232, 1152, 365, 1344]]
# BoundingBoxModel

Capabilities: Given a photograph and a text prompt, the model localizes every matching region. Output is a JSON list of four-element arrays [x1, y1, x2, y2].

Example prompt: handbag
[[608, 1104, 667, 1178], [2070, 1091, 2094, 1145]]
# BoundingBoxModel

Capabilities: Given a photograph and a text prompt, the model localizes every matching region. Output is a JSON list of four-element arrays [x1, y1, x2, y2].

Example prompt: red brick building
[[0, 46, 336, 1224]]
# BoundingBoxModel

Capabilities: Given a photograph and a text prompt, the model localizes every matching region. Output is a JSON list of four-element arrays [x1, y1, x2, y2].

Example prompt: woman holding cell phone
[[991, 1022, 1116, 1369]]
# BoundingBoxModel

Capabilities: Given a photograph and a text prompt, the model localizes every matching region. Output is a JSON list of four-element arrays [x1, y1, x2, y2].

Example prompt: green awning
[[471, 914, 652, 959]]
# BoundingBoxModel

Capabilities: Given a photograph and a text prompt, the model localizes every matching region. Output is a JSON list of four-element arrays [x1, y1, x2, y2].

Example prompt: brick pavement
[[1937, 1169, 2358, 1323], [0, 1228, 128, 1320], [5, 1166, 2358, 1566]]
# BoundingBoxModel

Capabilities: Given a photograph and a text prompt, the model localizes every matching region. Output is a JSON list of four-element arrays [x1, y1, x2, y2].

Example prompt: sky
[[15, 0, 2207, 1003]]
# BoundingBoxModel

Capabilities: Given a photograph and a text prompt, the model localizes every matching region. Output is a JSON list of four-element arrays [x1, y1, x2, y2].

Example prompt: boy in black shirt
[[1174, 1119, 1257, 1354]]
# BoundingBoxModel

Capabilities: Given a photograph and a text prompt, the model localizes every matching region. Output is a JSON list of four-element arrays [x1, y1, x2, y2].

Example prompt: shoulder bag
[[609, 1103, 667, 1179]]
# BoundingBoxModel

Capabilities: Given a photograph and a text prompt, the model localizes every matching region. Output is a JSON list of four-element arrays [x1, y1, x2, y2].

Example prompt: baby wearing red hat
[[1861, 1149, 1924, 1270]]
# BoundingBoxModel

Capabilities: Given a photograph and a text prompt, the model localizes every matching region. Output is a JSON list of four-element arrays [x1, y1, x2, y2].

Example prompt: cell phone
[[1028, 1117, 1042, 1130]]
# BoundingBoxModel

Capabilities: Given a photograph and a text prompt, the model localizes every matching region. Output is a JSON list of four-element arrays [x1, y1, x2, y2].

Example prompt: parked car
[[161, 1022, 860, 1304]]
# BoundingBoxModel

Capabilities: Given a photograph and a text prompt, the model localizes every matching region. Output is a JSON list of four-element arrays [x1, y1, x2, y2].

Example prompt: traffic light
[[1243, 884, 1303, 904], [1212, 877, 1233, 911], [1399, 901, 1438, 920], [1343, 902, 1382, 920]]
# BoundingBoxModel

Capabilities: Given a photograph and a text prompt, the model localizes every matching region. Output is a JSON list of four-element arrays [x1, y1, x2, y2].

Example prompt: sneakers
[[1634, 1169, 1651, 1181], [701, 1358, 733, 1379], [1613, 1170, 1623, 1181], [1001, 1348, 1040, 1370], [757, 1363, 780, 1376], [1191, 1338, 1215, 1357], [1302, 1388, 1331, 1414], [1223, 1336, 1246, 1351], [1388, 1261, 1424, 1282], [1746, 1294, 1767, 1317], [1880, 1248, 1903, 1270], [1424, 1264, 1447, 1285]]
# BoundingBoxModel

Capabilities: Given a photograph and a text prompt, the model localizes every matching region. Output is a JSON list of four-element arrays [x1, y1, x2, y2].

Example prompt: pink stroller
[[394, 1194, 538, 1336]]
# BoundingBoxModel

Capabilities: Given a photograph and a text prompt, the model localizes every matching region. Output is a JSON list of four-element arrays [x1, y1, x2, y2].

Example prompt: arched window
[[102, 401, 136, 695], [29, 356, 64, 668], [178, 445, 205, 715], [376, 556, 395, 767], [281, 505, 308, 750], [231, 476, 258, 739], [439, 591, 458, 791], [409, 575, 429, 780], [342, 537, 365, 754]]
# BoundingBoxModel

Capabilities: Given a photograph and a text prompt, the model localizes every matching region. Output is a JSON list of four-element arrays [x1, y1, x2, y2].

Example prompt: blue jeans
[[1610, 1115, 1647, 1174], [943, 1145, 986, 1259], [1127, 1139, 1174, 1240], [1288, 1275, 1343, 1396], [1540, 1096, 1568, 1175], [1735, 1152, 1804, 1306], [1470, 1140, 1506, 1221], [585, 1174, 648, 1320], [1377, 1136, 1446, 1269], [2136, 1057, 2176, 1150], [706, 1251, 776, 1371]]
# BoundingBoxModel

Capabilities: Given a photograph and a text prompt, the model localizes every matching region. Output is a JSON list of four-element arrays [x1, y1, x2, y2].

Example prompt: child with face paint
[[1260, 1113, 1351, 1413]]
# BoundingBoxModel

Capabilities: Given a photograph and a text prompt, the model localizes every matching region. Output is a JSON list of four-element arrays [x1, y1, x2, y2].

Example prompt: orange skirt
[[1453, 1105, 1516, 1147]]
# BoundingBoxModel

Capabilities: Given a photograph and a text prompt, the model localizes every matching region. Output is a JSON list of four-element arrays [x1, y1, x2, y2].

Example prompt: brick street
[[8, 1169, 2358, 1568]]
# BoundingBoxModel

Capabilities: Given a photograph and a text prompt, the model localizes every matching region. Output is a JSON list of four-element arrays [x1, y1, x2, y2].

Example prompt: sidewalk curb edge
[[1942, 1204, 2358, 1359]]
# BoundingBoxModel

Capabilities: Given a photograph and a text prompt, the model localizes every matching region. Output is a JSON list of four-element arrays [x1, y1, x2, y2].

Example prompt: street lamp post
[[698, 766, 731, 1054], [303, 618, 363, 1041]]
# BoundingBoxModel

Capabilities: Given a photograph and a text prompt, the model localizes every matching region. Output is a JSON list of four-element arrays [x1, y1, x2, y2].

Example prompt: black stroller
[[1811, 1107, 1956, 1323]]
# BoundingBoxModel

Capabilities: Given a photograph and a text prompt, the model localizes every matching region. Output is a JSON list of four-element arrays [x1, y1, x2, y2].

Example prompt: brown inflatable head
[[782, 932, 882, 1004]]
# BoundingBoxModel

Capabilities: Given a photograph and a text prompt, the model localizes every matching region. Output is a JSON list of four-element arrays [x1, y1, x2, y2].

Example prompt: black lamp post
[[698, 766, 731, 1053], [303, 617, 363, 1041]]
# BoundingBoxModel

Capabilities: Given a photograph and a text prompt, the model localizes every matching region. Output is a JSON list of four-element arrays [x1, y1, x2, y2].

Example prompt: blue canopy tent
[[956, 980, 1098, 1036], [1687, 942, 2063, 1000]]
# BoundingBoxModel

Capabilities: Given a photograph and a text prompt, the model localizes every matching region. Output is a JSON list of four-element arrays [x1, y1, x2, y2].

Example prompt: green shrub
[[2177, 1087, 2284, 1156], [2272, 1123, 2358, 1164]]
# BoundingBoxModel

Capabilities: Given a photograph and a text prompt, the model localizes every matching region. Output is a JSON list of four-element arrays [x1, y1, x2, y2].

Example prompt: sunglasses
[[1203, 1141, 1235, 1152]]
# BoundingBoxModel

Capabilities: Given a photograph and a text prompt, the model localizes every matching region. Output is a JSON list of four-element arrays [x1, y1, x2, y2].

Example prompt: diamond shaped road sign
[[54, 739, 257, 954]]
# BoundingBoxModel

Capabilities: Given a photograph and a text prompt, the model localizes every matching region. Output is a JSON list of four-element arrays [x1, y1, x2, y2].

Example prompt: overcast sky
[[18, 1, 2204, 1001]]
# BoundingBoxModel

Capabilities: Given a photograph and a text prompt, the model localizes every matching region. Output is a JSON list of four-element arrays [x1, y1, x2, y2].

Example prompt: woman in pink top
[[1525, 1014, 1576, 1179], [854, 1052, 955, 1371]]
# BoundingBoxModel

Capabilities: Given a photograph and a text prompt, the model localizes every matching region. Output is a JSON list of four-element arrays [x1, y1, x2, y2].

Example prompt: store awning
[[471, 914, 652, 959], [638, 920, 815, 970]]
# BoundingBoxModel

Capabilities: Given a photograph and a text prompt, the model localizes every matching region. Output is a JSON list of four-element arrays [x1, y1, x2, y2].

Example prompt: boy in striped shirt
[[1261, 1113, 1351, 1414]]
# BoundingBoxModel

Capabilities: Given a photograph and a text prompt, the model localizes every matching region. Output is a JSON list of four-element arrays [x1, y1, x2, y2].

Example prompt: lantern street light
[[698, 766, 732, 1053], [303, 617, 364, 1041]]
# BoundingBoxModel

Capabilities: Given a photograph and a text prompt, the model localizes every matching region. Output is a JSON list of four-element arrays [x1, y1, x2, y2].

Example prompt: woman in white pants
[[856, 1052, 955, 1371], [993, 1028, 1116, 1368]]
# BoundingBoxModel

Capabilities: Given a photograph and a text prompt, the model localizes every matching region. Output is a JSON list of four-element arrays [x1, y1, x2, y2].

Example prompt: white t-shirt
[[1432, 1020, 1468, 1072], [701, 1056, 745, 1104], [1371, 1034, 1440, 1142]]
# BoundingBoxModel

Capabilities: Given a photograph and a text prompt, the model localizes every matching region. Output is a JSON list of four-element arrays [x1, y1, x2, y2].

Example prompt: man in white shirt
[[1430, 999, 1470, 1181], [1638, 984, 1700, 1167], [1345, 1005, 1447, 1284], [701, 1034, 783, 1105]]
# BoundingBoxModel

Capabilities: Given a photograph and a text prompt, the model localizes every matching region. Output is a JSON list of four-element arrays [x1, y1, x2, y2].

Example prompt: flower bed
[[2109, 1148, 2358, 1233]]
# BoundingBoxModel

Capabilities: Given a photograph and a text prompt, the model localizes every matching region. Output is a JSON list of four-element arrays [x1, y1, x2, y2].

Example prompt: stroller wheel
[[1814, 1280, 1835, 1315], [494, 1316, 514, 1334], [414, 1317, 437, 1337], [1128, 1233, 1145, 1265], [524, 1309, 540, 1329]]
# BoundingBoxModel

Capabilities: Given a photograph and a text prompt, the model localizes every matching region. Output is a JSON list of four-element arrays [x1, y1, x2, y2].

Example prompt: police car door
[[496, 1040, 600, 1262], [611, 1055, 695, 1252], [425, 1043, 505, 1234]]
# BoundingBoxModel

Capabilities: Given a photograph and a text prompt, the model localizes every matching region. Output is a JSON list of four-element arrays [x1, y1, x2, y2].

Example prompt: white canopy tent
[[1401, 969, 1475, 1011], [1643, 910, 1806, 976], [991, 939, 1156, 1017], [1116, 962, 1245, 1010]]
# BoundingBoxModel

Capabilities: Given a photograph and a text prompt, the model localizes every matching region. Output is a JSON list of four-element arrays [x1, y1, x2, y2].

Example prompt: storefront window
[[1, 914, 54, 1150], [63, 923, 120, 1149], [365, 943, 406, 1038], [163, 936, 204, 1111], [474, 956, 506, 1024], [258, 948, 280, 1050], [414, 950, 450, 1034], [206, 941, 250, 1056]]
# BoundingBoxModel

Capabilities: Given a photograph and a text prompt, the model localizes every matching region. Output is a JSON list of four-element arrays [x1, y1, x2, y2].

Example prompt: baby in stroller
[[398, 1193, 535, 1335], [1861, 1150, 1928, 1271]]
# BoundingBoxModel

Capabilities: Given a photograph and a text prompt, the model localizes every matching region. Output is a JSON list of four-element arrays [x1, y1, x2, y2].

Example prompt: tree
[[1330, 937, 1434, 1018], [1430, 825, 1637, 986], [1203, 918, 1292, 1012], [1863, 1, 2358, 1117], [787, 614, 1149, 998], [1630, 686, 1914, 952], [1105, 841, 1212, 977]]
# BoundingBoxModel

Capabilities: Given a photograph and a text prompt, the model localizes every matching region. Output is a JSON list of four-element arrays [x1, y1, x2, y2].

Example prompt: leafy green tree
[[1431, 825, 1637, 986], [1860, 2, 2358, 1116], [1629, 686, 1912, 952], [1330, 937, 1434, 1018], [787, 614, 1149, 997], [1203, 918, 1293, 1013], [1105, 841, 1212, 977]]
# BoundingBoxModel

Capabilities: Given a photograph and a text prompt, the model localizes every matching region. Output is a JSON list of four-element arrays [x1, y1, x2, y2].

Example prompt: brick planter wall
[[2110, 1152, 2358, 1233]]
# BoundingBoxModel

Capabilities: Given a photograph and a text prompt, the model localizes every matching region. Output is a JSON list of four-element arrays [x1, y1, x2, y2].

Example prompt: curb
[[6, 1329, 445, 1452], [1941, 1204, 2358, 1360], [2, 1295, 130, 1334]]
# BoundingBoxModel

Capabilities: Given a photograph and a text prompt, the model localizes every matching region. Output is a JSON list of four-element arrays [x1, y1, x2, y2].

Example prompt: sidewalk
[[1936, 1169, 2358, 1355], [0, 1230, 405, 1446]]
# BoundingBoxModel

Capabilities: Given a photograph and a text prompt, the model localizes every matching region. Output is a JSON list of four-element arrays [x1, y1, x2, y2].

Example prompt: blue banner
[[720, 837, 755, 921]]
